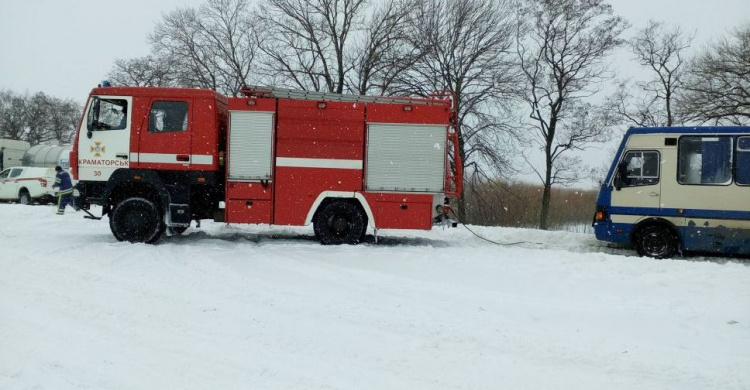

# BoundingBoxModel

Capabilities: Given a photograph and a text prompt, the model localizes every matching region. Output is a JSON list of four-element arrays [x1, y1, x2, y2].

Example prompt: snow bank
[[1, 204, 748, 389]]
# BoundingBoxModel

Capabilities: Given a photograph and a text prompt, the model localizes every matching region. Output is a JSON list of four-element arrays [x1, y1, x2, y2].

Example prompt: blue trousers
[[57, 191, 73, 214]]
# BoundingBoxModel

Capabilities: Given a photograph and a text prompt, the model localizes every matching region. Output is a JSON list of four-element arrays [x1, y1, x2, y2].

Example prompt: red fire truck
[[71, 85, 462, 244]]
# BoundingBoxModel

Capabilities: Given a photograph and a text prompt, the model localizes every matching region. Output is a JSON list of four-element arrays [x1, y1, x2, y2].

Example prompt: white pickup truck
[[0, 166, 59, 204]]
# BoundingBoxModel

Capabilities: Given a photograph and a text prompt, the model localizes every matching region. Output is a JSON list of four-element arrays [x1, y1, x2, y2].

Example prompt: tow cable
[[447, 210, 546, 247]]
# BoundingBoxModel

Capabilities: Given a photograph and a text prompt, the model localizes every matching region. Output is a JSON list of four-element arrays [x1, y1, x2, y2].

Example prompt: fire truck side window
[[149, 101, 189, 133], [87, 98, 128, 131]]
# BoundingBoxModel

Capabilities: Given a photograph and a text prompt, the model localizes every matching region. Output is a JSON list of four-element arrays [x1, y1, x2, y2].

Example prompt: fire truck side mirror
[[86, 97, 100, 139]]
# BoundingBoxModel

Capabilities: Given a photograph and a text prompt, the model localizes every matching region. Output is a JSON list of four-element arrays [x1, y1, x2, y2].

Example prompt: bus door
[[611, 149, 662, 214]]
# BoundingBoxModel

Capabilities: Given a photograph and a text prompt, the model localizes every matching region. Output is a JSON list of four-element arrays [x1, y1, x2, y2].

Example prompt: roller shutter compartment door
[[366, 124, 446, 192], [228, 111, 274, 180]]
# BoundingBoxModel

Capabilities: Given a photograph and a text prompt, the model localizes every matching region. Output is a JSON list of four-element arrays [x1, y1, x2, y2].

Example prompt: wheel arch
[[109, 196, 165, 244], [104, 169, 170, 215], [304, 191, 375, 228], [17, 187, 30, 203], [629, 217, 682, 246]]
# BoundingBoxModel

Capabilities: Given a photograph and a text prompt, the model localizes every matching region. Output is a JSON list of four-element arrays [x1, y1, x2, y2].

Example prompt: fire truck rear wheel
[[313, 201, 367, 245], [109, 197, 165, 244]]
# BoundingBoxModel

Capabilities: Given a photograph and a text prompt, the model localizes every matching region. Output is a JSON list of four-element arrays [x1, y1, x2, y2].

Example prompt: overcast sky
[[0, 0, 203, 100], [0, 0, 747, 183]]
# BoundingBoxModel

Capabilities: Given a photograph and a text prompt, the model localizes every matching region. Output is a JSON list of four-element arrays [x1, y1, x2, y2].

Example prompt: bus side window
[[737, 136, 750, 185], [678, 136, 733, 185], [615, 151, 660, 189]]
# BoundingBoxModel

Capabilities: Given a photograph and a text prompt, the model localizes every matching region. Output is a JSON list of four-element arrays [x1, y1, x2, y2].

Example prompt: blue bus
[[593, 127, 750, 258]]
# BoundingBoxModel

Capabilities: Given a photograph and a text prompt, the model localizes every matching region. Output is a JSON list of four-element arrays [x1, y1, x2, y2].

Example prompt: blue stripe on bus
[[594, 219, 750, 255], [609, 207, 750, 221]]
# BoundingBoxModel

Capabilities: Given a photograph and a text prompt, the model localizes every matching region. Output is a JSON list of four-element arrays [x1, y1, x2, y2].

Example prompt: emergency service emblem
[[90, 141, 106, 157]]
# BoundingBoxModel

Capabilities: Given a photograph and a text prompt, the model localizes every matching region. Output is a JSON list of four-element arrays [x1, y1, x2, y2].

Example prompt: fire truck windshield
[[87, 97, 128, 132]]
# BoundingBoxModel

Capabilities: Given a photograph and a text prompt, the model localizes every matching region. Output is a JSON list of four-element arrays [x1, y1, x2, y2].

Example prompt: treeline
[[0, 90, 82, 146], [464, 182, 598, 231]]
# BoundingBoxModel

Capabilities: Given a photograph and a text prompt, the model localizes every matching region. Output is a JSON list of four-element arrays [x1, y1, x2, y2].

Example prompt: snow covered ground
[[1, 203, 749, 390]]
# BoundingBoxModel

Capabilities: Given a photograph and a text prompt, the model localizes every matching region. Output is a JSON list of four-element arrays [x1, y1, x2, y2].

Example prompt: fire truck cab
[[72, 85, 462, 244]]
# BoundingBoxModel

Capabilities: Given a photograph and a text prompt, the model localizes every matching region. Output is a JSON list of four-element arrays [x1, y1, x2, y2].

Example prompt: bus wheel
[[633, 225, 678, 259], [110, 197, 165, 244], [313, 201, 367, 245]]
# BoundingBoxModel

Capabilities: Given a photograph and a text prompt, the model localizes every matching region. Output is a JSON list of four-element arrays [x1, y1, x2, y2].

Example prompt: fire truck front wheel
[[109, 197, 166, 244], [313, 201, 367, 245]]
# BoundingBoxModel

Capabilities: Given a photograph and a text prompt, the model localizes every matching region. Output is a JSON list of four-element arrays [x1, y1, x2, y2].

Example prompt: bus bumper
[[594, 219, 632, 245]]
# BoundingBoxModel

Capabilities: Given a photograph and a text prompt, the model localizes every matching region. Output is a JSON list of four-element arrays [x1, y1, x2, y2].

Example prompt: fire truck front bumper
[[74, 181, 107, 210]]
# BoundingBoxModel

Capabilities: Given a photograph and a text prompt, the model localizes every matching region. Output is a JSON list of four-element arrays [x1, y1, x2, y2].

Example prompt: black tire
[[109, 197, 165, 244], [18, 191, 31, 205], [313, 201, 367, 245], [633, 224, 678, 259]]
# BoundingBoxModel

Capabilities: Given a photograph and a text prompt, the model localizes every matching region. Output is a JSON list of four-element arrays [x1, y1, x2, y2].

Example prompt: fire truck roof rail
[[240, 85, 449, 106]]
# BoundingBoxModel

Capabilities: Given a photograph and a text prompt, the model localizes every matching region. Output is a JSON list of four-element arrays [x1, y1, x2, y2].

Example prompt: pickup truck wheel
[[109, 197, 165, 244], [633, 225, 678, 259], [18, 191, 31, 205], [313, 201, 367, 245]]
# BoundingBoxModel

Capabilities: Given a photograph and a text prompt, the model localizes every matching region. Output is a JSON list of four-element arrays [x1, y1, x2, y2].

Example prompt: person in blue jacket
[[52, 166, 74, 215]]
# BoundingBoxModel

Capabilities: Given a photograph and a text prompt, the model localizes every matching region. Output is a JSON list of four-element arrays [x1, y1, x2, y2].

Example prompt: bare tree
[[346, 0, 415, 95], [150, 7, 221, 90], [608, 83, 657, 128], [0, 90, 27, 141], [680, 24, 750, 125], [391, 0, 520, 217], [0, 90, 82, 145], [516, 0, 627, 230], [254, 0, 368, 93], [196, 0, 257, 95], [47, 97, 82, 145], [148, 0, 256, 95], [613, 20, 692, 127], [24, 92, 52, 145], [109, 56, 176, 87]]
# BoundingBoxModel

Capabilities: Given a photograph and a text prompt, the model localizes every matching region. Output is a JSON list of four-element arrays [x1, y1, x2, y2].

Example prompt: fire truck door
[[225, 110, 274, 224], [77, 95, 132, 182], [135, 99, 193, 170]]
